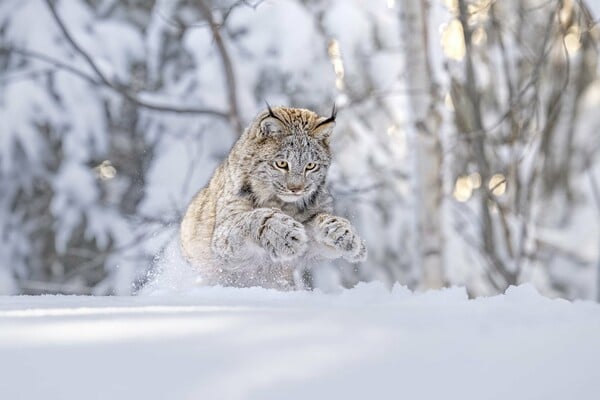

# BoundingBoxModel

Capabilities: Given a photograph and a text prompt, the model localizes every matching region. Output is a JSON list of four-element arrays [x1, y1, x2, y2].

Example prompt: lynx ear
[[311, 121, 335, 140], [311, 103, 337, 140], [257, 102, 286, 139], [259, 117, 285, 138]]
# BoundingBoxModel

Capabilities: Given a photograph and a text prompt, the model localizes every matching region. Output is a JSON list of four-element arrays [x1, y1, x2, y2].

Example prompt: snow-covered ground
[[1, 284, 599, 400]]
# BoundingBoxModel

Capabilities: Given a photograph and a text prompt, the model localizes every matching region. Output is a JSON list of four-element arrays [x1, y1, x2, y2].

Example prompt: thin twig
[[7, 46, 100, 85], [155, 0, 265, 31]]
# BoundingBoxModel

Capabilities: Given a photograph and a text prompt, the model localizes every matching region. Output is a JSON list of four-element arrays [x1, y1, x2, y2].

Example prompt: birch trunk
[[399, 0, 445, 288]]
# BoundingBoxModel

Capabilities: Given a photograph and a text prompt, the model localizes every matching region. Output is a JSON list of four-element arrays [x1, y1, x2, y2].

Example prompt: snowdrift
[[1, 283, 599, 400]]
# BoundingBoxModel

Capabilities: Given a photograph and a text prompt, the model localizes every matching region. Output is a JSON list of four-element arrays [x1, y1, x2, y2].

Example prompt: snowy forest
[[1, 0, 600, 300]]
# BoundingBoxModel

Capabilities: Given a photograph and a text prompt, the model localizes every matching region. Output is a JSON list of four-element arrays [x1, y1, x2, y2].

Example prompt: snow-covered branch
[[43, 0, 230, 119]]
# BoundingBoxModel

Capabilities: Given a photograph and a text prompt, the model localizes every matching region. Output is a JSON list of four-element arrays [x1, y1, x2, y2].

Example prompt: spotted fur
[[180, 106, 367, 290]]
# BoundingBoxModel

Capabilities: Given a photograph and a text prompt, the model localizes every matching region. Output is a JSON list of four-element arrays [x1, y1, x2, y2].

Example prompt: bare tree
[[449, 0, 599, 297]]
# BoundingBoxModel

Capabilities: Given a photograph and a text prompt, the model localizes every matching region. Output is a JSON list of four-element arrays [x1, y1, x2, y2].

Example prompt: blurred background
[[0, 0, 599, 299]]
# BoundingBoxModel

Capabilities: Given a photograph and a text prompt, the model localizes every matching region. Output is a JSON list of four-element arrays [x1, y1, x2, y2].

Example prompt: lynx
[[180, 105, 366, 290]]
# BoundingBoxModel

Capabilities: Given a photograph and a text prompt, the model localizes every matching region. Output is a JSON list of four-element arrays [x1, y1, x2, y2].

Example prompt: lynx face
[[248, 106, 335, 205]]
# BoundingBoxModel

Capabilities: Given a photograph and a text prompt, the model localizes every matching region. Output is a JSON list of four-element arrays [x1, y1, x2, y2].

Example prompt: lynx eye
[[305, 162, 317, 171], [274, 160, 288, 170]]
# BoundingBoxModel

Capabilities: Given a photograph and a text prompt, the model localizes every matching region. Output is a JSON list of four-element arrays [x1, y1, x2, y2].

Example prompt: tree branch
[[6, 46, 101, 85], [43, 0, 229, 118], [197, 0, 243, 133]]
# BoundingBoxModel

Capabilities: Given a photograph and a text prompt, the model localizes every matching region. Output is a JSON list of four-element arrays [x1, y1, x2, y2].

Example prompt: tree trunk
[[399, 0, 445, 289]]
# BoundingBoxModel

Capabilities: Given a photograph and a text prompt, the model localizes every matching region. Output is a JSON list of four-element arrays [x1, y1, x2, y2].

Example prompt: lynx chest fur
[[180, 106, 366, 290]]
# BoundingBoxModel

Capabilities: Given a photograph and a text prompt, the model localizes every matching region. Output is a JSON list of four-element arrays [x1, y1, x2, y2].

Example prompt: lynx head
[[239, 105, 336, 205]]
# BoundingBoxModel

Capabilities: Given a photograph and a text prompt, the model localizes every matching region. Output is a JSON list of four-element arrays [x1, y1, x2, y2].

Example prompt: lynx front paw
[[259, 212, 308, 261], [314, 214, 367, 263]]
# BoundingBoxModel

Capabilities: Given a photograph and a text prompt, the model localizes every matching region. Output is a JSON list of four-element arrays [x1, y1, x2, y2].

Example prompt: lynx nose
[[287, 183, 305, 193]]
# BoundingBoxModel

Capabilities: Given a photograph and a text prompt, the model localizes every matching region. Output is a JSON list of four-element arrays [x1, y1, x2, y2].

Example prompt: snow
[[1, 283, 599, 400]]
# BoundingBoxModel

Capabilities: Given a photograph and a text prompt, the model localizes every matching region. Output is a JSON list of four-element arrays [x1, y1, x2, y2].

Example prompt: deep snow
[[1, 283, 599, 400]]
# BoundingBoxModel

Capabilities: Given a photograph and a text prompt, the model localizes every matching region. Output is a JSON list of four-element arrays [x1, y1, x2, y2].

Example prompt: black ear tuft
[[315, 103, 337, 128], [263, 100, 285, 124], [265, 100, 276, 118]]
